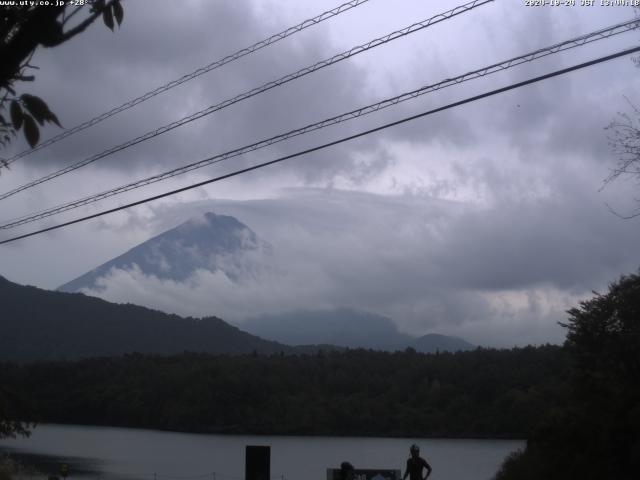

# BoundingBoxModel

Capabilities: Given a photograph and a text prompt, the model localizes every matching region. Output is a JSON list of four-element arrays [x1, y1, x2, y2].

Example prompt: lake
[[0, 424, 523, 480]]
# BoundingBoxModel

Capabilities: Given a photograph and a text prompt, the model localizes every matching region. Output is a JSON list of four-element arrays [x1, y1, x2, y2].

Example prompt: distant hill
[[0, 276, 292, 362], [58, 212, 269, 293], [240, 308, 474, 353]]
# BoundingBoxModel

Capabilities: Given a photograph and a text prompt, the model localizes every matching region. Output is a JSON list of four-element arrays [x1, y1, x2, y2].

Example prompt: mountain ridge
[[0, 275, 293, 362]]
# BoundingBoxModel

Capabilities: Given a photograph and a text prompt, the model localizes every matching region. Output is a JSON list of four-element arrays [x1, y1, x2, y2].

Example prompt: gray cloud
[[7, 0, 377, 177]]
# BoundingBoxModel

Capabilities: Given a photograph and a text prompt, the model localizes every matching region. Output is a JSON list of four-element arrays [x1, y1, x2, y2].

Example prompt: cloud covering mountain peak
[[58, 212, 270, 292]]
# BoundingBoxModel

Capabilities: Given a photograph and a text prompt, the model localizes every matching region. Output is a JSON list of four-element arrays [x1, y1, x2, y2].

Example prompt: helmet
[[410, 444, 420, 453]]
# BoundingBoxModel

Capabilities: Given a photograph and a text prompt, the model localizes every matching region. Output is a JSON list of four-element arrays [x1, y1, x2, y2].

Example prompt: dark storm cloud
[[12, 0, 273, 165], [3, 0, 506, 186], [4, 0, 377, 177], [6, 0, 634, 180]]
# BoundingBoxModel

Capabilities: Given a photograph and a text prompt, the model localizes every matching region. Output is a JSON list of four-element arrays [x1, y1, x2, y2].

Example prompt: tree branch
[[55, 1, 116, 45], [605, 202, 640, 220], [61, 5, 84, 26]]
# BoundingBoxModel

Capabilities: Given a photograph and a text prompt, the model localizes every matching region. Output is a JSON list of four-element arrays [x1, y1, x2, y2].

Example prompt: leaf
[[10, 100, 23, 130], [103, 5, 114, 31], [112, 0, 123, 26], [22, 114, 40, 148], [21, 94, 48, 125], [20, 94, 62, 128], [48, 111, 62, 128]]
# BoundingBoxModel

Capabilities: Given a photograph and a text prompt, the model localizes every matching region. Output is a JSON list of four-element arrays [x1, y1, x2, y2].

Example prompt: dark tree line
[[0, 345, 570, 439]]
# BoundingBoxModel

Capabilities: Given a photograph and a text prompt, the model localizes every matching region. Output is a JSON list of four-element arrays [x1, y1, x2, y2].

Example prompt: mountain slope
[[0, 276, 291, 362], [58, 212, 268, 292]]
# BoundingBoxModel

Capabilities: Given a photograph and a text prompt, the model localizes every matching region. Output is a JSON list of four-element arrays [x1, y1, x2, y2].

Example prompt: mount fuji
[[58, 212, 270, 293]]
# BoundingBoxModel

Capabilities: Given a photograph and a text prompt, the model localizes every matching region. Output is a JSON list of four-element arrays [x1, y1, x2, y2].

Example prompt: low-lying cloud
[[77, 183, 640, 347]]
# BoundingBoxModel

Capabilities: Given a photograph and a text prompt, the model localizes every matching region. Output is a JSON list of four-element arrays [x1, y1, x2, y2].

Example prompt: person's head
[[340, 461, 355, 480], [410, 444, 420, 458]]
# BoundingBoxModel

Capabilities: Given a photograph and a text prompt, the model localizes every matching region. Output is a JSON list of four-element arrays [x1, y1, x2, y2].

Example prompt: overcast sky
[[1, 0, 640, 347]]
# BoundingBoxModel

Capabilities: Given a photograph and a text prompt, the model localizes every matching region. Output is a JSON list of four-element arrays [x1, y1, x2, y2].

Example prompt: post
[[245, 445, 270, 480]]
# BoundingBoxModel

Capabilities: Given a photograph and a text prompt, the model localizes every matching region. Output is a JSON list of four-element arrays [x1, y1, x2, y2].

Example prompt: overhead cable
[[0, 0, 494, 201], [3, 0, 373, 166], [2, 44, 639, 246], [2, 17, 637, 229]]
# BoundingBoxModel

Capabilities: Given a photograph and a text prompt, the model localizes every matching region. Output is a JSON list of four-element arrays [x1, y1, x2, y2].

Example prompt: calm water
[[0, 424, 523, 480]]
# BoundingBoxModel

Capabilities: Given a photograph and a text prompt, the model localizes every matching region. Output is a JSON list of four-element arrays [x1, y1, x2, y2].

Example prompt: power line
[[2, 45, 638, 246], [0, 0, 494, 202], [2, 17, 638, 230], [3, 0, 373, 166]]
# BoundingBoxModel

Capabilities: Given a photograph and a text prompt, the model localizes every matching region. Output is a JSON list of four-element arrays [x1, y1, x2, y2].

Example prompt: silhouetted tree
[[496, 272, 640, 480], [0, 0, 123, 159]]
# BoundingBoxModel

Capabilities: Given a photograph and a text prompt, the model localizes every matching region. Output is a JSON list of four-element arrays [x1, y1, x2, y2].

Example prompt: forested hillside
[[0, 345, 569, 438], [0, 276, 291, 361]]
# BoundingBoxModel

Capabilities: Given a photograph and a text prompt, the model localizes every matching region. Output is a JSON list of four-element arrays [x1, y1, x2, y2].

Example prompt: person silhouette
[[402, 444, 432, 480], [340, 461, 355, 480]]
